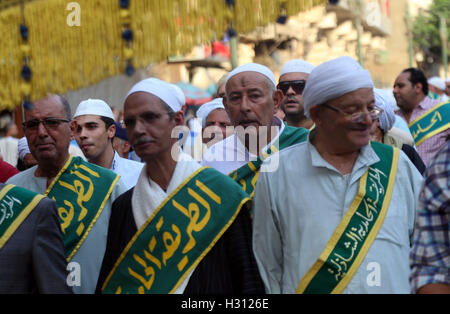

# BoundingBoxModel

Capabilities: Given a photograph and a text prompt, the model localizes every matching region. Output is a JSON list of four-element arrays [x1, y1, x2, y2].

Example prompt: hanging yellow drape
[[0, 0, 326, 110]]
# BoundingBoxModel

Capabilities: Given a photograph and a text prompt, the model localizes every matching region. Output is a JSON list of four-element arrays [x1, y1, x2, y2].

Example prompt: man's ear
[[70, 120, 77, 137], [173, 111, 185, 126], [414, 82, 423, 95], [273, 89, 283, 114], [309, 105, 320, 125], [107, 123, 116, 140], [222, 95, 228, 111]]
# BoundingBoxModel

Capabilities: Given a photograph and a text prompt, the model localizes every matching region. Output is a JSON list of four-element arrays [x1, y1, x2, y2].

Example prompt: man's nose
[[240, 95, 252, 112], [286, 86, 296, 96], [36, 121, 49, 136]]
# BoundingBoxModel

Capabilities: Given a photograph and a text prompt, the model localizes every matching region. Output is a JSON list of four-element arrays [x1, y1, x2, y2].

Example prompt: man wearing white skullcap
[[7, 94, 128, 293], [96, 77, 265, 294], [72, 98, 143, 190], [202, 62, 309, 198], [196, 98, 231, 146], [277, 59, 315, 129], [427, 76, 449, 102], [253, 56, 423, 294]]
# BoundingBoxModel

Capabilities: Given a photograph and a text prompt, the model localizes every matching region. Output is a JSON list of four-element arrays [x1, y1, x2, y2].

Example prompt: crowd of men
[[0, 56, 449, 294]]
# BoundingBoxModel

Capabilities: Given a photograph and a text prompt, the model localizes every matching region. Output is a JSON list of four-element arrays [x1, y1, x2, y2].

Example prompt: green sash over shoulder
[[0, 184, 44, 250], [102, 167, 250, 294], [296, 142, 399, 294], [229, 125, 309, 198], [45, 156, 119, 261], [409, 101, 450, 146]]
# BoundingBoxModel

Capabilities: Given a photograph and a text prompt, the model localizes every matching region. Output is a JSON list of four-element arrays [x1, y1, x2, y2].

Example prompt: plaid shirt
[[410, 140, 450, 293], [396, 97, 450, 166]]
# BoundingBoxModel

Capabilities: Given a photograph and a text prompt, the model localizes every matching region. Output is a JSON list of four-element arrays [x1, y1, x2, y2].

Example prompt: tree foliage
[[412, 0, 449, 73]]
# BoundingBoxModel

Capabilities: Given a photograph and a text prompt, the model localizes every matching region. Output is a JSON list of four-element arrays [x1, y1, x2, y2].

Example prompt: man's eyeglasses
[[277, 80, 306, 95], [123, 112, 172, 129], [322, 103, 384, 123], [22, 117, 70, 130]]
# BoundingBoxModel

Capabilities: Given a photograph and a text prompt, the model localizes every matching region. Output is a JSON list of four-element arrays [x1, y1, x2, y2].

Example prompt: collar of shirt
[[111, 151, 120, 171], [306, 132, 380, 183]]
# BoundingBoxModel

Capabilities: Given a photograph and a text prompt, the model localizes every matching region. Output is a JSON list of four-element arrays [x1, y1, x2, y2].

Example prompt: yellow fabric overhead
[[0, 0, 325, 110]]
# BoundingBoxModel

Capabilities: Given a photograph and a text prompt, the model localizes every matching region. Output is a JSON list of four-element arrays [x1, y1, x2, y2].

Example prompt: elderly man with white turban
[[96, 77, 265, 294], [252, 56, 424, 294], [277, 59, 315, 129], [201, 63, 309, 198]]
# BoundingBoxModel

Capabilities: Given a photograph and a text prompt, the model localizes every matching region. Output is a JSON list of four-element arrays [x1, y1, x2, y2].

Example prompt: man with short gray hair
[[7, 94, 127, 294]]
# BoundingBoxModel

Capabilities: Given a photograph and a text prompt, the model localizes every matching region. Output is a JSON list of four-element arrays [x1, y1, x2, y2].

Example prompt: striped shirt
[[410, 141, 450, 293], [396, 97, 450, 166]]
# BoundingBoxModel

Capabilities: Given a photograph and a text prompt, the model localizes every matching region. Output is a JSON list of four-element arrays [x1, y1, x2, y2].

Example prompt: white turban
[[125, 78, 184, 112], [226, 63, 276, 88], [196, 98, 225, 128], [280, 59, 315, 77], [302, 56, 374, 118], [171, 83, 186, 107], [428, 76, 446, 91], [73, 99, 115, 120], [374, 88, 396, 132], [18, 136, 30, 161]]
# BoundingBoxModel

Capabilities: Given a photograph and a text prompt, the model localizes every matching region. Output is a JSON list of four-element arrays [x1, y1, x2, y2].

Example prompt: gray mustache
[[133, 136, 155, 146]]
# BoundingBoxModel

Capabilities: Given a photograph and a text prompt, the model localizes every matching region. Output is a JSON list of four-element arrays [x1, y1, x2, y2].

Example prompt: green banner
[[0, 184, 44, 250], [409, 101, 450, 146], [102, 167, 250, 294], [229, 126, 309, 198], [45, 156, 119, 261], [296, 142, 399, 294]]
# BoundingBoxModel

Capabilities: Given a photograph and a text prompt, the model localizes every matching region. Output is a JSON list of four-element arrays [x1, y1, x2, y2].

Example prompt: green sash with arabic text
[[0, 184, 44, 250], [101, 167, 250, 294], [45, 156, 119, 261], [409, 101, 450, 146], [296, 142, 399, 294], [229, 125, 309, 198]]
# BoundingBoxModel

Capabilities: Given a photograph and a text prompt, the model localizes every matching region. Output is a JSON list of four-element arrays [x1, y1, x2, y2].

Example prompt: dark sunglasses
[[277, 80, 306, 95], [22, 117, 69, 130]]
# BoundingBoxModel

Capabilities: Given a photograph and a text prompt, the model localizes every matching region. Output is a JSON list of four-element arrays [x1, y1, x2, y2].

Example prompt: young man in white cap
[[72, 99, 144, 190], [201, 63, 309, 198], [253, 56, 423, 294], [196, 98, 232, 147], [278, 59, 315, 129], [96, 78, 264, 294], [7, 94, 127, 293]]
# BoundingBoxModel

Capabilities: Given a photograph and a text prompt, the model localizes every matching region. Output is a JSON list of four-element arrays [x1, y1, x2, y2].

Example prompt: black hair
[[401, 68, 428, 95], [100, 116, 116, 144]]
